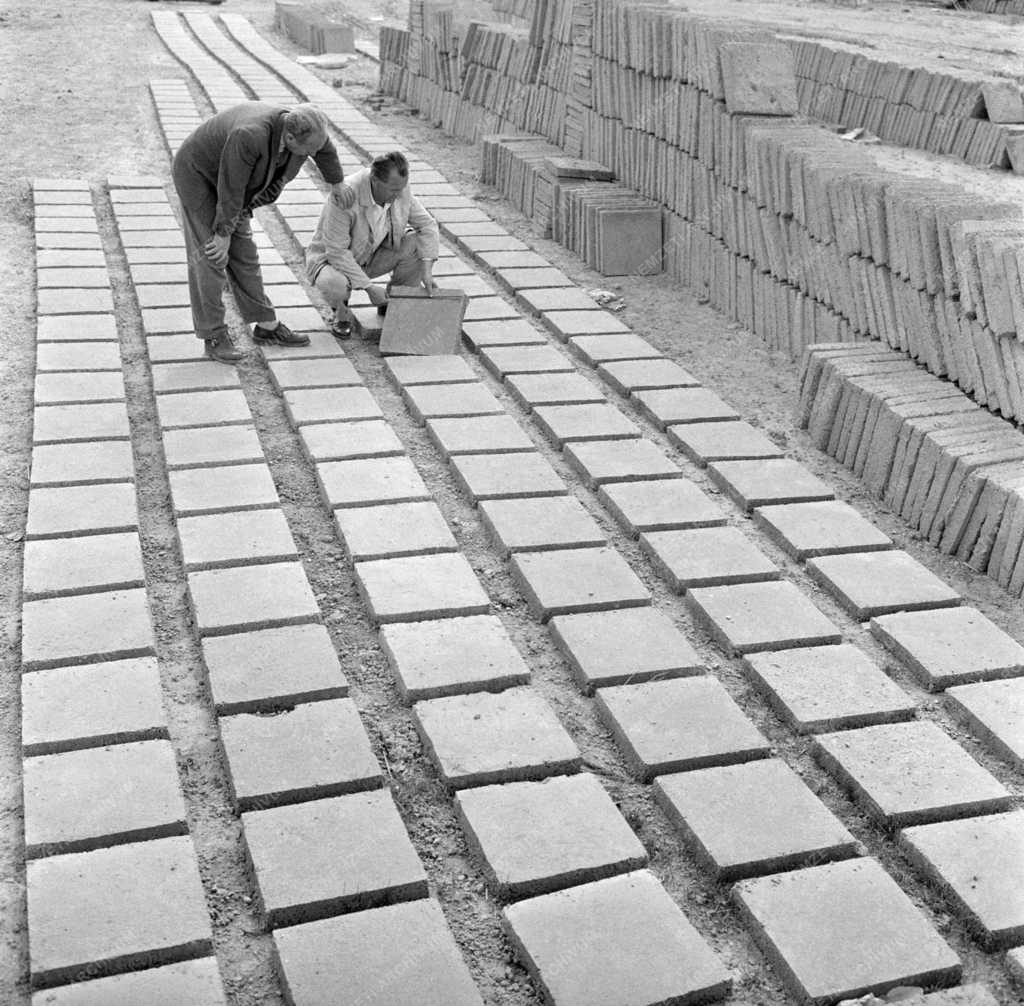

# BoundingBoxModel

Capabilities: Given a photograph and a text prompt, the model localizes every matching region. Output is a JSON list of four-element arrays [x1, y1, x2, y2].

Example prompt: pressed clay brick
[[427, 415, 535, 457], [753, 501, 893, 560], [634, 387, 740, 430], [654, 759, 858, 880], [454, 773, 648, 899], [274, 899, 483, 1006], [502, 871, 730, 1006], [814, 721, 1012, 827], [202, 624, 347, 714], [177, 509, 298, 569], [450, 451, 567, 502], [283, 387, 383, 425], [641, 526, 780, 590], [188, 562, 319, 635], [23, 740, 186, 856], [335, 501, 458, 561], [808, 551, 962, 619], [27, 837, 212, 989], [533, 403, 641, 445], [22, 588, 154, 670], [33, 403, 130, 443], [21, 657, 166, 755], [168, 464, 279, 516], [22, 532, 145, 598], [510, 547, 651, 620], [598, 478, 726, 535], [686, 582, 842, 655], [402, 382, 504, 422], [384, 354, 477, 385], [316, 457, 430, 508], [597, 358, 700, 394], [242, 790, 427, 926], [299, 420, 404, 462], [549, 607, 702, 693], [732, 859, 961, 1004], [26, 483, 137, 539], [871, 608, 1024, 690], [708, 459, 835, 512], [669, 421, 785, 466], [414, 687, 581, 788], [506, 371, 606, 409], [947, 678, 1024, 770], [596, 677, 770, 781], [900, 811, 1024, 948], [479, 496, 606, 554], [355, 553, 490, 623], [462, 319, 548, 348], [29, 958, 226, 1006], [564, 439, 680, 486], [380, 615, 531, 701], [220, 698, 381, 809], [742, 645, 916, 733], [31, 441, 135, 486]]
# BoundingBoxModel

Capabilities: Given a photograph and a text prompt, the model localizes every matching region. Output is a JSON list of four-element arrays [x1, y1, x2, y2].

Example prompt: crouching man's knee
[[314, 265, 352, 309]]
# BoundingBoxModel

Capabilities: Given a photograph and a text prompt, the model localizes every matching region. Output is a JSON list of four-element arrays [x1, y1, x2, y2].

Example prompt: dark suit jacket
[[172, 102, 343, 237]]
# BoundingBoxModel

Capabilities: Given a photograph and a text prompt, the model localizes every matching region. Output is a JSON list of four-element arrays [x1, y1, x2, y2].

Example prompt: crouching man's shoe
[[204, 335, 243, 364], [252, 321, 310, 347]]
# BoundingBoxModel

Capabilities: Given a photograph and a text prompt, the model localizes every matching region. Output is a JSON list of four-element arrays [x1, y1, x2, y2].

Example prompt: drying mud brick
[[27, 837, 213, 989], [379, 286, 468, 355], [380, 614, 531, 701], [753, 500, 893, 560], [242, 790, 428, 927], [202, 623, 347, 714], [274, 900, 483, 1006], [220, 698, 382, 809], [598, 478, 725, 535], [479, 496, 606, 555], [413, 687, 581, 788], [502, 871, 730, 1006], [814, 720, 1012, 827], [596, 676, 770, 780], [354, 552, 490, 623], [454, 773, 648, 899], [946, 678, 1024, 770], [733, 858, 961, 1004], [654, 759, 857, 881], [641, 525, 780, 590], [870, 607, 1024, 690], [28, 958, 226, 1006], [742, 645, 915, 733]]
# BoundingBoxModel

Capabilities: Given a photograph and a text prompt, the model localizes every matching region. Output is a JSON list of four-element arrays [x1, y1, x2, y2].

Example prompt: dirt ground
[[0, 2, 1022, 1004]]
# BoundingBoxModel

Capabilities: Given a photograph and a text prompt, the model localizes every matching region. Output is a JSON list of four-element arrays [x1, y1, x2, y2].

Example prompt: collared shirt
[[367, 199, 390, 258]]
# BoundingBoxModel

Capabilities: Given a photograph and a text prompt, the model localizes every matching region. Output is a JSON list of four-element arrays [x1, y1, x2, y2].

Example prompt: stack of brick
[[274, 1, 355, 54], [558, 184, 663, 275], [799, 344, 1024, 597]]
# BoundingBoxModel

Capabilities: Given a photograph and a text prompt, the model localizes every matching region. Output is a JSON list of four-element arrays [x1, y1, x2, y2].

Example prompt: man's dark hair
[[370, 150, 409, 181]]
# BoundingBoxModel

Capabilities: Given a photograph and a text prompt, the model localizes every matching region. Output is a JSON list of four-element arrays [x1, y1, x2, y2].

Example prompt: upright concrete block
[[719, 42, 799, 116]]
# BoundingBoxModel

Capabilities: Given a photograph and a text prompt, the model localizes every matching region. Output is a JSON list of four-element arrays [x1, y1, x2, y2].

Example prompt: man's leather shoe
[[204, 336, 243, 364], [252, 321, 310, 346]]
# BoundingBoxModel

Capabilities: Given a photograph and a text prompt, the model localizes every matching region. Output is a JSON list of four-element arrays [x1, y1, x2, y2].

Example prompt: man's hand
[[421, 259, 435, 296], [203, 233, 231, 268], [331, 182, 356, 210], [365, 284, 389, 308]]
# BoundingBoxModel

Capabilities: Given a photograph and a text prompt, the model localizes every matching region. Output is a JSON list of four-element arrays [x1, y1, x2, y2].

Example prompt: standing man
[[172, 102, 351, 363], [306, 151, 440, 339]]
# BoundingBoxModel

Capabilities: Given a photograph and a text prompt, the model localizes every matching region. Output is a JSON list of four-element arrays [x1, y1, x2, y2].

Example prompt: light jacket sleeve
[[407, 193, 440, 260], [213, 127, 260, 237], [312, 137, 344, 185], [321, 199, 373, 289]]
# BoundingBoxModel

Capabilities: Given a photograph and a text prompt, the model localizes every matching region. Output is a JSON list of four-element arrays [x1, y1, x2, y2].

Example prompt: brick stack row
[[800, 343, 1024, 597], [274, 1, 355, 55]]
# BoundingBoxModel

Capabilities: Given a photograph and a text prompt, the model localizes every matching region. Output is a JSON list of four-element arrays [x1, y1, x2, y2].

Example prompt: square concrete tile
[[506, 372, 605, 410], [502, 871, 730, 1006], [449, 451, 567, 502], [168, 464, 279, 515], [427, 415, 535, 456], [298, 420, 404, 463], [480, 345, 573, 378], [34, 372, 125, 405], [23, 532, 145, 599], [316, 456, 430, 508], [708, 459, 835, 512], [543, 310, 630, 340], [635, 387, 740, 430], [335, 501, 457, 561], [596, 676, 770, 781], [177, 509, 298, 569], [533, 404, 641, 445], [152, 362, 240, 394], [188, 562, 319, 635], [641, 526, 780, 591], [384, 354, 477, 386], [36, 314, 117, 342], [479, 497, 606, 555], [267, 357, 360, 389], [946, 678, 1024, 770], [414, 687, 581, 788], [655, 759, 858, 880], [162, 425, 265, 469], [564, 439, 680, 486], [283, 387, 383, 426], [462, 319, 548, 348], [27, 958, 225, 1005], [26, 483, 138, 539], [669, 420, 784, 466], [510, 547, 651, 620], [36, 342, 121, 372], [742, 645, 916, 733], [732, 859, 961, 1003], [568, 333, 662, 365], [402, 382, 504, 422], [597, 479, 726, 535], [754, 501, 893, 560], [807, 551, 961, 620], [455, 773, 648, 899], [814, 721, 1012, 827], [598, 358, 700, 394], [156, 389, 251, 429], [355, 553, 490, 623], [520, 288, 600, 314], [686, 581, 843, 654]]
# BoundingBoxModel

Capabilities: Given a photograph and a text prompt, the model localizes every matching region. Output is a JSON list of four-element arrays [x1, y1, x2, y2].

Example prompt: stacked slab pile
[[800, 343, 1024, 597], [380, 0, 1024, 424], [274, 0, 355, 55]]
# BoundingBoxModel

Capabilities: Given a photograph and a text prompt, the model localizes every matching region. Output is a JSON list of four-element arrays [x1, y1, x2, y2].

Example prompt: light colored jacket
[[305, 167, 440, 289]]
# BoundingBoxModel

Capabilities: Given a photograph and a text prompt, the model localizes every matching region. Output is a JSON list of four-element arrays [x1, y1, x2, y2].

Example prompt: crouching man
[[306, 151, 440, 339]]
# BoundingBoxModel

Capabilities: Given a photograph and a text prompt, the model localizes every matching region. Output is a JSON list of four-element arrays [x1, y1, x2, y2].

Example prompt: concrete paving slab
[[455, 773, 648, 899], [479, 496, 606, 555], [543, 310, 630, 340], [742, 644, 916, 733], [427, 414, 535, 456], [283, 386, 383, 426], [533, 403, 641, 445], [462, 319, 548, 348], [947, 678, 1024, 770], [655, 759, 858, 880], [708, 459, 835, 511], [142, 307, 196, 335], [479, 345, 573, 378], [23, 532, 145, 599], [384, 354, 477, 386], [414, 687, 581, 788], [177, 509, 298, 569], [260, 332, 343, 360], [26, 483, 137, 539], [36, 343, 121, 372], [519, 288, 600, 313], [635, 387, 740, 430], [168, 463, 279, 515], [448, 450, 566, 502], [36, 315, 117, 342], [188, 562, 319, 635], [814, 720, 1012, 827], [402, 382, 504, 422], [463, 297, 520, 322], [335, 501, 458, 561], [37, 289, 114, 315], [506, 371, 606, 410], [267, 357, 360, 389], [316, 456, 430, 508], [29, 958, 225, 1006], [34, 372, 125, 405], [597, 478, 725, 535], [298, 419, 404, 463], [754, 501, 894, 560], [33, 402, 130, 444], [502, 871, 730, 1006], [564, 439, 679, 486], [669, 420, 785, 466], [242, 790, 427, 927], [568, 333, 662, 365], [156, 389, 251, 429], [641, 526, 780, 590], [598, 358, 700, 394], [355, 552, 490, 623]]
